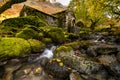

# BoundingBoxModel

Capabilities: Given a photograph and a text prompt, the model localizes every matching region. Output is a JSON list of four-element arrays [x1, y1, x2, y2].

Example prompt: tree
[[68, 0, 120, 30], [0, 0, 27, 14]]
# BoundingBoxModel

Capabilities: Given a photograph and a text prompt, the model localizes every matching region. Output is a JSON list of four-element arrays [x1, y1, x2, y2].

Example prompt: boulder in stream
[[54, 45, 102, 74]]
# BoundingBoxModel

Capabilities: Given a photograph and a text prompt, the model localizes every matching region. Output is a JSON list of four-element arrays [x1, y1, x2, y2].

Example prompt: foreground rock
[[45, 58, 71, 79], [0, 37, 45, 60], [13, 64, 51, 80], [0, 37, 31, 58], [98, 55, 120, 79], [54, 45, 102, 74]]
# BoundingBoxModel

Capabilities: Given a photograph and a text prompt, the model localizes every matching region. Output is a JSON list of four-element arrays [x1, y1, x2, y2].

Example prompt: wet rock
[[79, 33, 90, 40], [87, 43, 118, 56], [109, 63, 120, 78], [88, 69, 109, 80], [45, 58, 71, 79], [0, 65, 5, 78], [98, 55, 117, 66], [2, 59, 21, 80], [117, 52, 120, 62], [54, 46, 101, 74], [98, 55, 120, 79], [36, 57, 49, 67], [14, 64, 51, 80], [70, 70, 84, 80]]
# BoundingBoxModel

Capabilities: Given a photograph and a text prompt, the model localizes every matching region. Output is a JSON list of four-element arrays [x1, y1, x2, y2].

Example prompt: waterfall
[[34, 45, 56, 62]]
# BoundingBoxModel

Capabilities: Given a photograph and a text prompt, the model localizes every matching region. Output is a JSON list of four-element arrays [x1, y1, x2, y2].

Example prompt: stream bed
[[0, 32, 120, 80]]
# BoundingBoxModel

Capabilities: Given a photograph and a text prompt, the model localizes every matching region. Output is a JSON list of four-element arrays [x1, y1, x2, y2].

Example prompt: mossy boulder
[[42, 38, 52, 44], [54, 45, 101, 74], [39, 27, 66, 44], [28, 39, 45, 53], [1, 16, 47, 28], [64, 41, 80, 50], [0, 16, 47, 36], [54, 45, 73, 54], [0, 37, 31, 58], [67, 33, 80, 41], [38, 32, 44, 40], [79, 40, 93, 49], [16, 27, 39, 40]]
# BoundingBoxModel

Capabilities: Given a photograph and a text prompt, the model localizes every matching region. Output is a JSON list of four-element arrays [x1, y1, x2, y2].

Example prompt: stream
[[0, 32, 120, 80]]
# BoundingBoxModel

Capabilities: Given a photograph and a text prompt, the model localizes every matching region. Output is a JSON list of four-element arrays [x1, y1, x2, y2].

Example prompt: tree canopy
[[68, 0, 120, 30]]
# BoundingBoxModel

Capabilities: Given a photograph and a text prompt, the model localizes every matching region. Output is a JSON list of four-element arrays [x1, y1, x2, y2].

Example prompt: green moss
[[1, 16, 47, 28], [79, 40, 93, 49], [16, 27, 39, 39], [39, 27, 66, 43], [55, 45, 73, 53], [38, 32, 44, 40], [68, 33, 79, 40], [65, 41, 80, 50], [28, 39, 45, 53], [42, 38, 52, 44], [0, 37, 31, 58]]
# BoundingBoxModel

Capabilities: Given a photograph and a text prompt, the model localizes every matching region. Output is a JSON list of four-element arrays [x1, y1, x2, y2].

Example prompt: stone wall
[[20, 5, 58, 26]]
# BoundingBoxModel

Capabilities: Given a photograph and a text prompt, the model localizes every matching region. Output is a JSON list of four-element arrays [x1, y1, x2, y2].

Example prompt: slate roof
[[0, 1, 67, 20], [25, 1, 67, 15]]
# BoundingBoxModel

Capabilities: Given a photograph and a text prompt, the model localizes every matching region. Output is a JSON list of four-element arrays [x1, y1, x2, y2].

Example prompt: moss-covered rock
[[28, 39, 45, 53], [42, 38, 52, 44], [54, 45, 101, 74], [0, 37, 31, 58], [38, 32, 44, 40], [64, 41, 80, 50], [39, 27, 66, 44], [1, 16, 47, 28], [67, 33, 80, 41], [54, 45, 73, 54], [16, 27, 39, 39], [79, 40, 93, 49], [0, 16, 47, 36]]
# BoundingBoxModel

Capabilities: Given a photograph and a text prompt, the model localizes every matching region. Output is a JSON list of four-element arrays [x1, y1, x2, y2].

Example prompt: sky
[[55, 0, 71, 6], [0, 0, 71, 6]]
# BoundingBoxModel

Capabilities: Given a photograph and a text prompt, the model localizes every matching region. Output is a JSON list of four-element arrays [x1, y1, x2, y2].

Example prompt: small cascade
[[34, 45, 56, 62], [90, 33, 106, 43]]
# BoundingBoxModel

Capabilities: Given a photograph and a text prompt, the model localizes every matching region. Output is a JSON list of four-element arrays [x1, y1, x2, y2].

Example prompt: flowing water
[[34, 45, 56, 62]]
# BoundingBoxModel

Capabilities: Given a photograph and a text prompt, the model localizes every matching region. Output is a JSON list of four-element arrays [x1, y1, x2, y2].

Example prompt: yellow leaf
[[59, 62, 63, 67], [56, 59, 61, 62], [35, 67, 41, 73]]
